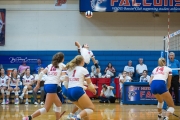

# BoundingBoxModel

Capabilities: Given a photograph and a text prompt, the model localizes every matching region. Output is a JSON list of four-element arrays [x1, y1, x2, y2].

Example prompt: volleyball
[[85, 11, 93, 18]]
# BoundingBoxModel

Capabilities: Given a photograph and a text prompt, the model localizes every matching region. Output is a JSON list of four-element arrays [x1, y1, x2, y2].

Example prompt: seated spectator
[[119, 71, 132, 103], [33, 67, 47, 105], [99, 84, 116, 103], [18, 61, 30, 76], [139, 70, 150, 82], [90, 60, 102, 78], [124, 60, 134, 78], [19, 68, 34, 105], [136, 58, 148, 80], [104, 62, 116, 78], [7, 69, 20, 105], [34, 59, 45, 74]]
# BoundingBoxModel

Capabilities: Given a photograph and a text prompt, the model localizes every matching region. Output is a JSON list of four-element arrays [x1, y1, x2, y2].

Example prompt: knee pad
[[167, 107, 175, 114], [15, 91, 19, 96], [24, 86, 27, 89], [6, 91, 10, 95], [157, 102, 164, 108], [39, 108, 47, 114], [84, 108, 93, 115], [53, 105, 62, 113], [1, 89, 4, 94], [25, 91, 28, 95]]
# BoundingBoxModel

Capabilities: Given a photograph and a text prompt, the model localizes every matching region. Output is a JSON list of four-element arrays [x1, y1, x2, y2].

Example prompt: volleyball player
[[22, 52, 65, 120], [19, 68, 34, 105], [7, 69, 20, 105], [0, 68, 9, 105], [149, 58, 175, 120], [66, 55, 96, 120]]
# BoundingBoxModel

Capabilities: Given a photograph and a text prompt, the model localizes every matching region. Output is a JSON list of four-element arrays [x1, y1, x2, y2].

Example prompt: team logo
[[91, 0, 107, 12], [128, 86, 137, 101]]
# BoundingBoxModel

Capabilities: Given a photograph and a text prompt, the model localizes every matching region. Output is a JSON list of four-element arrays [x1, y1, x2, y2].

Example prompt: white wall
[[0, 0, 180, 50]]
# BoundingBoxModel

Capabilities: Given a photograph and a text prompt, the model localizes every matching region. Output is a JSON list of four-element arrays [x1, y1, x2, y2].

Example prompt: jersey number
[[72, 70, 76, 77], [50, 66, 56, 71], [156, 67, 164, 72]]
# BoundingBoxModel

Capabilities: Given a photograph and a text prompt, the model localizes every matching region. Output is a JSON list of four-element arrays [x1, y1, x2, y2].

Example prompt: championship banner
[[123, 84, 180, 104], [80, 0, 180, 12], [0, 9, 5, 46]]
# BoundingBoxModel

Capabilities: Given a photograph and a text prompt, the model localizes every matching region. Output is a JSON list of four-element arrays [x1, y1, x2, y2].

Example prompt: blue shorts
[[67, 87, 85, 102], [150, 80, 167, 95], [44, 84, 58, 93], [62, 85, 68, 97], [11, 86, 19, 89]]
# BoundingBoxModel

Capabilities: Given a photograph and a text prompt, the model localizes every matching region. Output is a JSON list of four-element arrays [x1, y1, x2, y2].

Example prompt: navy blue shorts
[[11, 86, 18, 89], [62, 85, 68, 97], [44, 84, 58, 93], [67, 87, 85, 102], [150, 80, 167, 95]]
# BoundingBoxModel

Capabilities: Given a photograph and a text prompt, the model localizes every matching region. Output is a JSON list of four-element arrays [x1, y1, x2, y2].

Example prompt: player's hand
[[34, 85, 40, 92], [93, 84, 98, 89], [92, 90, 97, 95]]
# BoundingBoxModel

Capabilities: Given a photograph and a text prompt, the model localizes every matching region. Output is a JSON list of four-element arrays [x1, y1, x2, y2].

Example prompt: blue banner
[[80, 0, 180, 12]]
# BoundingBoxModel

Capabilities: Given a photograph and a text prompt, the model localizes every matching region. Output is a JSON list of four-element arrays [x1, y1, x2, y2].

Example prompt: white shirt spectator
[[139, 75, 150, 82], [101, 86, 114, 97], [119, 75, 131, 89], [124, 66, 134, 73], [136, 64, 147, 74]]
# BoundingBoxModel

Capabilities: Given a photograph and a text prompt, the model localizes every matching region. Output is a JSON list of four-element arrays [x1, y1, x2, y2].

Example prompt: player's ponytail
[[66, 55, 84, 70], [52, 52, 64, 68], [158, 57, 166, 66]]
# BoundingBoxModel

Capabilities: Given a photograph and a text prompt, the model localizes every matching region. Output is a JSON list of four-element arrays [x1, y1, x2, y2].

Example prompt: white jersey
[[45, 63, 64, 84], [80, 46, 94, 64], [67, 66, 90, 89], [0, 75, 9, 87], [22, 75, 34, 84], [152, 66, 172, 81], [10, 75, 20, 86]]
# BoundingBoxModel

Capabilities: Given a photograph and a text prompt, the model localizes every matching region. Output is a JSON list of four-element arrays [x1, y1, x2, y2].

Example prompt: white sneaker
[[158, 113, 163, 120], [25, 101, 29, 105], [19, 95, 24, 100], [163, 116, 169, 120], [34, 102, 38, 105], [1, 101, 5, 105], [40, 102, 44, 105]]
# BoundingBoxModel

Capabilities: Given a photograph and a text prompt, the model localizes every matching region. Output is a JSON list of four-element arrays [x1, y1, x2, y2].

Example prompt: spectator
[[33, 67, 47, 105], [139, 70, 150, 82], [19, 68, 34, 105], [18, 61, 30, 76], [136, 58, 147, 81], [99, 84, 116, 103], [124, 60, 134, 78], [104, 62, 116, 78], [90, 60, 102, 78], [34, 59, 45, 74], [0, 68, 9, 105], [119, 71, 132, 103], [168, 52, 180, 106]]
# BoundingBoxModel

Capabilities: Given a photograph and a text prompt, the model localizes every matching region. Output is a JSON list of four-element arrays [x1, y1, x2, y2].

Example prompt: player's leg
[[161, 91, 175, 120], [53, 94, 63, 120], [19, 85, 28, 99], [5, 87, 13, 104], [24, 86, 32, 105], [1, 87, 7, 104], [153, 94, 164, 119], [14, 87, 20, 104]]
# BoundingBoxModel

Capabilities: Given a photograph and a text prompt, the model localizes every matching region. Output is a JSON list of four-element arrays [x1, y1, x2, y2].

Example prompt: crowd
[[0, 52, 179, 106]]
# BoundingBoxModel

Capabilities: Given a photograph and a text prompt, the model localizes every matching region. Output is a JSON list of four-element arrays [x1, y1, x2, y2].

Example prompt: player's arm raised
[[75, 41, 81, 54]]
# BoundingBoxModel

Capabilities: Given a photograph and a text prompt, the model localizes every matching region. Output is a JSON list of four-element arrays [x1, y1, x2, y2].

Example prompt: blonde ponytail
[[158, 57, 166, 66], [66, 55, 84, 70]]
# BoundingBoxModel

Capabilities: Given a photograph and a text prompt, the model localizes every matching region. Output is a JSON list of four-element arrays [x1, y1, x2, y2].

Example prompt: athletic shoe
[[14, 99, 19, 105], [40, 102, 44, 105], [163, 116, 169, 120], [22, 116, 32, 120], [34, 102, 38, 105], [5, 100, 9, 104], [1, 101, 5, 105], [70, 116, 81, 120], [158, 113, 162, 120], [66, 113, 76, 119], [25, 101, 29, 105], [19, 95, 24, 100]]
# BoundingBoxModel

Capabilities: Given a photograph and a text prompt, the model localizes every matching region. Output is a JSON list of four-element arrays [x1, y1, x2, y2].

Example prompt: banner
[[80, 0, 180, 12], [0, 9, 5, 46], [123, 85, 180, 104]]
